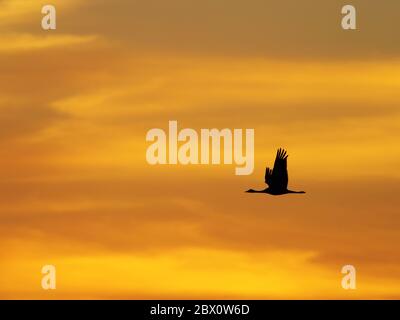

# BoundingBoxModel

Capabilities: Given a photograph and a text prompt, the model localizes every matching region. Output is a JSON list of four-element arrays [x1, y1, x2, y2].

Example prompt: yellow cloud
[[51, 57, 400, 120], [2, 243, 399, 299], [0, 33, 99, 52]]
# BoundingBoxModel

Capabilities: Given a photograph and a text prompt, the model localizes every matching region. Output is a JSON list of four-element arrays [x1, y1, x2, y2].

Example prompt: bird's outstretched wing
[[265, 167, 273, 186], [271, 148, 289, 190]]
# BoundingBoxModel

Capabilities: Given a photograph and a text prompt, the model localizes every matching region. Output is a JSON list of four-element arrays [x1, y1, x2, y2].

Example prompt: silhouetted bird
[[246, 148, 305, 195]]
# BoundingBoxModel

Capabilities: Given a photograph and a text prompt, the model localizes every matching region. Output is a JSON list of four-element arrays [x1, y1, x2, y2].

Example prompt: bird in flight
[[246, 148, 305, 195]]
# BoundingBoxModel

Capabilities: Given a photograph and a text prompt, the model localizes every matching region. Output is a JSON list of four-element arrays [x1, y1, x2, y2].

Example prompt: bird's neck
[[247, 188, 267, 193]]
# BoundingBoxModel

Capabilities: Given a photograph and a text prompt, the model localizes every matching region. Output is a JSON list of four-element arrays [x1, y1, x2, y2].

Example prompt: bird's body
[[246, 148, 305, 196]]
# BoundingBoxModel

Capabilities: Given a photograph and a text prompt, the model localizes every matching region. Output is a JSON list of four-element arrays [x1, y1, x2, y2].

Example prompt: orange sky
[[0, 0, 399, 299]]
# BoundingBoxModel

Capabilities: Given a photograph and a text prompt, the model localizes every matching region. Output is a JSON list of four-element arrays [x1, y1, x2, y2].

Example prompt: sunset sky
[[0, 0, 399, 299]]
